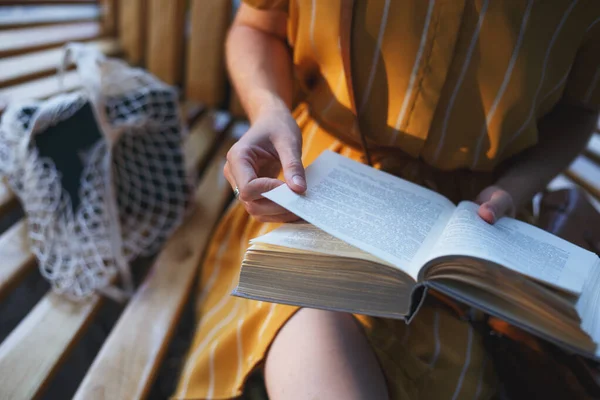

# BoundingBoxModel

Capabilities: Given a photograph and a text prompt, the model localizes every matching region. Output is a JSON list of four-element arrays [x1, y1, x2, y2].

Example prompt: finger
[[241, 177, 285, 202], [477, 203, 496, 224], [244, 198, 294, 216], [273, 135, 306, 193], [227, 145, 258, 193], [477, 190, 514, 224], [253, 213, 302, 223]]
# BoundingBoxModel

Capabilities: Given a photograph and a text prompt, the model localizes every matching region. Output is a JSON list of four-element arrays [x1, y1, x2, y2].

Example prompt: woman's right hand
[[224, 106, 306, 223]]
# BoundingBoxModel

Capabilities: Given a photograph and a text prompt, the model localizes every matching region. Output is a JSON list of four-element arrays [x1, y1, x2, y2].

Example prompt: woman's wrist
[[248, 90, 291, 122]]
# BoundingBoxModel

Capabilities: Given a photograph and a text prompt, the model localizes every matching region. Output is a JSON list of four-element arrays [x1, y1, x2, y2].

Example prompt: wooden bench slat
[[73, 131, 236, 400], [0, 111, 228, 400], [0, 5, 100, 30], [0, 221, 36, 302], [0, 291, 103, 400], [184, 110, 231, 172], [0, 21, 101, 58], [118, 0, 146, 66], [185, 0, 231, 106], [99, 0, 116, 35], [0, 39, 120, 89], [145, 0, 186, 86], [566, 155, 600, 201]]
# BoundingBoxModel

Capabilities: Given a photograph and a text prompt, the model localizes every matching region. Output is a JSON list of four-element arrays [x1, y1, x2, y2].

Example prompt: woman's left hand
[[475, 185, 516, 224]]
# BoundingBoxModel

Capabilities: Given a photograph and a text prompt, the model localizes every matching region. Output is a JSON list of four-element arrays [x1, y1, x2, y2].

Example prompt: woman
[[174, 1, 600, 399]]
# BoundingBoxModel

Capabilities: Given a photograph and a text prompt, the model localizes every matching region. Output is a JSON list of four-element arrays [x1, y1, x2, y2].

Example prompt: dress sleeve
[[563, 20, 600, 111], [242, 0, 289, 13]]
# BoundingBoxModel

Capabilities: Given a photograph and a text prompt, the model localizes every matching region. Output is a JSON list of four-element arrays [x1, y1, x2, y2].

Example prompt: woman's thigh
[[264, 308, 389, 400]]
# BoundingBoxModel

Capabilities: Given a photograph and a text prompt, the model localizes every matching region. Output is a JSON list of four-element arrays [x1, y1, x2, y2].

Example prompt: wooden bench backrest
[[116, 0, 235, 109]]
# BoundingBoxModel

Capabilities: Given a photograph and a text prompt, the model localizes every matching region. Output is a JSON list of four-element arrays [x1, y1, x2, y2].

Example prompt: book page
[[252, 222, 393, 265], [426, 201, 596, 294], [263, 150, 455, 280]]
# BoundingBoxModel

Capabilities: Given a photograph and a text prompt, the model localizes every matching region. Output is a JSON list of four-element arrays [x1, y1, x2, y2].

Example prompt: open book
[[233, 150, 600, 360]]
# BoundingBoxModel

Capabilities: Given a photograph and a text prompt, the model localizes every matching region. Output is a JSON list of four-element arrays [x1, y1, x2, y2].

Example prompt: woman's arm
[[226, 4, 293, 121], [223, 4, 305, 223], [477, 104, 598, 223]]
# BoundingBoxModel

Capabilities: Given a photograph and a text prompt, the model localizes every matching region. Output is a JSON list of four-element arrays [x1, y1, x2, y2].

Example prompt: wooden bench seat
[[0, 221, 34, 302], [0, 1, 238, 398], [0, 109, 235, 399], [0, 1, 598, 399]]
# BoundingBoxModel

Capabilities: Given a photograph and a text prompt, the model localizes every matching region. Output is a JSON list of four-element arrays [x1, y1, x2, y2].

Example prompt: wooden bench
[[0, 1, 598, 399], [0, 1, 249, 399]]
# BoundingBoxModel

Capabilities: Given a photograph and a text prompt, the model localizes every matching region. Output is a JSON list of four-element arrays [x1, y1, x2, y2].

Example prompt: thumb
[[274, 136, 306, 193], [477, 190, 514, 224]]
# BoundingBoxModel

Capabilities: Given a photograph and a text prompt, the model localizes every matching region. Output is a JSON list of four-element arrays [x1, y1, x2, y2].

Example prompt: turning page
[[263, 150, 455, 279], [252, 223, 392, 265], [426, 201, 596, 294]]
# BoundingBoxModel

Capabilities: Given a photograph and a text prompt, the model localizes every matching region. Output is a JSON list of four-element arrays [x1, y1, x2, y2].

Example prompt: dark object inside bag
[[33, 102, 102, 211]]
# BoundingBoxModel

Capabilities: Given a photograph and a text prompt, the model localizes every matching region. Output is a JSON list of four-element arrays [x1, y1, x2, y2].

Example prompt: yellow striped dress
[[173, 1, 600, 399]]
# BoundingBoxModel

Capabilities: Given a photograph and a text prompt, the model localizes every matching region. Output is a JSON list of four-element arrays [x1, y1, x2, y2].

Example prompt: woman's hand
[[475, 185, 516, 224], [224, 107, 305, 223]]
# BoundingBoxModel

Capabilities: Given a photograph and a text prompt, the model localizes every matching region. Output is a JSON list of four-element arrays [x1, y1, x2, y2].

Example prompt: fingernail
[[487, 207, 497, 223], [292, 175, 306, 188], [483, 204, 496, 223]]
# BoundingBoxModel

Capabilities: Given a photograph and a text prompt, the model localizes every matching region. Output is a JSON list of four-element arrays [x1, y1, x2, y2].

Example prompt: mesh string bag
[[0, 43, 192, 301]]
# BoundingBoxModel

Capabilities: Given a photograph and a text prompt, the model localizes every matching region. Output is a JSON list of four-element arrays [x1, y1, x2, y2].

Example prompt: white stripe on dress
[[198, 280, 238, 327], [504, 0, 579, 150], [234, 318, 245, 394], [301, 72, 343, 154], [309, 0, 318, 58], [206, 341, 219, 399], [473, 354, 488, 399], [392, 0, 436, 142], [179, 301, 241, 397], [542, 67, 572, 103], [323, 72, 345, 116], [451, 324, 474, 400], [358, 0, 391, 113], [472, 0, 534, 168], [586, 16, 600, 32], [302, 119, 320, 157], [584, 68, 600, 103], [197, 229, 234, 305], [434, 0, 491, 161], [428, 311, 441, 368], [259, 302, 278, 340]]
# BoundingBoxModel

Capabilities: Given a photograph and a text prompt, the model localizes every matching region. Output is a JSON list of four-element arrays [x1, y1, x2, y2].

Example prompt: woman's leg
[[264, 308, 389, 400]]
